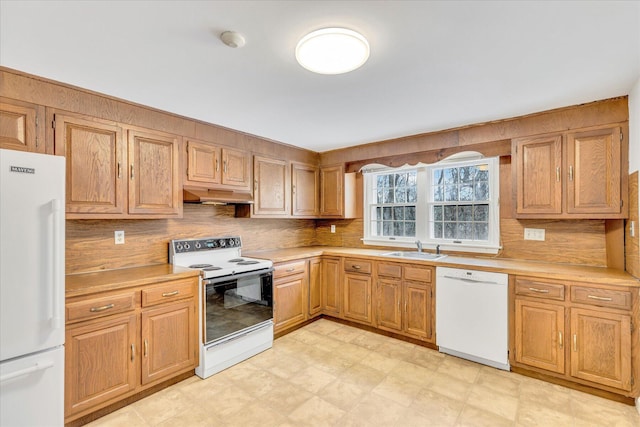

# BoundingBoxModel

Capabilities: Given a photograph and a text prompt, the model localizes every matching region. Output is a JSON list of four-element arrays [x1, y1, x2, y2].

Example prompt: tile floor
[[88, 319, 640, 426]]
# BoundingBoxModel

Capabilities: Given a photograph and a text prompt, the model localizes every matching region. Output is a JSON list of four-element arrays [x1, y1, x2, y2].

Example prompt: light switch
[[330, 225, 336, 233], [524, 228, 545, 241], [115, 230, 125, 244]]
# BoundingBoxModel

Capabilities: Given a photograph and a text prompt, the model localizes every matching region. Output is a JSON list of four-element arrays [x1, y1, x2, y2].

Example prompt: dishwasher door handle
[[442, 275, 500, 285]]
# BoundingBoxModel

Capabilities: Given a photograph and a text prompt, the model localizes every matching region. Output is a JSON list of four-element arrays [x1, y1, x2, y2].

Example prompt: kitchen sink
[[382, 251, 447, 261]]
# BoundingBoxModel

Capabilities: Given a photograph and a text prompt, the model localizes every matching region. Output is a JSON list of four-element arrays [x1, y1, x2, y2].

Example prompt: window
[[363, 155, 500, 254]]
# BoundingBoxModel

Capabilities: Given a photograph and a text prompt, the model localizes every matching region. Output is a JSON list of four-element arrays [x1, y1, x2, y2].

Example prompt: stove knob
[[176, 244, 183, 252], [233, 238, 240, 247], [184, 243, 191, 250], [195, 242, 201, 249], [218, 239, 226, 247]]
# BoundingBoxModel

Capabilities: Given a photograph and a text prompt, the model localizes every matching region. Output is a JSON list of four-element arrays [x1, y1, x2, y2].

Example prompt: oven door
[[203, 268, 273, 344]]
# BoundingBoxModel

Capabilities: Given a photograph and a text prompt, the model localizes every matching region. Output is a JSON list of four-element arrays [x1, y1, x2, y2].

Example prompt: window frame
[[362, 155, 501, 254]]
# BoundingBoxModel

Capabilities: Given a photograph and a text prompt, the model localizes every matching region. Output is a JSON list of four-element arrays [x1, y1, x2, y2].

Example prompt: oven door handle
[[204, 267, 274, 285]]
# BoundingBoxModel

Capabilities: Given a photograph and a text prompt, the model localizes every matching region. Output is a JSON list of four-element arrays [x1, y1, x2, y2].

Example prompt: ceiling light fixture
[[295, 27, 369, 75]]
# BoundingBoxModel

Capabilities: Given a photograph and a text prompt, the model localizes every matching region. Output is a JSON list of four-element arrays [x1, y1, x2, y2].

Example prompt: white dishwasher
[[435, 267, 510, 370]]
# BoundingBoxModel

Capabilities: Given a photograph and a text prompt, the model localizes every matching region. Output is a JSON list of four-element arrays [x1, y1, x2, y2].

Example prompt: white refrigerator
[[0, 149, 65, 426]]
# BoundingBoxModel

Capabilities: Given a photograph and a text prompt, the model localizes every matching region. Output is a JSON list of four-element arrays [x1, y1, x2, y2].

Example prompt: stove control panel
[[170, 236, 242, 254]]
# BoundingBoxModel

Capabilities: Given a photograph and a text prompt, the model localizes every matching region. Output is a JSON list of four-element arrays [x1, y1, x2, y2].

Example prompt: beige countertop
[[65, 264, 200, 298], [245, 246, 640, 288]]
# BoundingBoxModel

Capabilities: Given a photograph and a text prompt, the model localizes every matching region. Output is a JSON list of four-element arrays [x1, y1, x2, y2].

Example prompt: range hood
[[183, 187, 253, 205]]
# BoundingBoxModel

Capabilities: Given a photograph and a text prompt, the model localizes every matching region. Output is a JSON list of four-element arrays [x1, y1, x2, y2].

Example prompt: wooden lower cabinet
[[376, 262, 434, 342], [64, 277, 198, 423], [141, 300, 196, 385], [570, 308, 632, 391], [321, 257, 341, 316], [514, 299, 565, 374], [343, 272, 372, 324], [308, 258, 322, 316], [273, 260, 308, 334], [511, 276, 635, 398], [65, 314, 138, 418]]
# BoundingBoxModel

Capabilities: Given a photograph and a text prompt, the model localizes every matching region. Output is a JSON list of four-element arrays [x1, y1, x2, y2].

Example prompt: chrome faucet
[[436, 244, 441, 255], [416, 240, 423, 252]]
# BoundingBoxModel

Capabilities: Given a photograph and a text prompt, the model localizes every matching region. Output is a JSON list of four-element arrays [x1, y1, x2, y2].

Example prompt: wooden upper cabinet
[[320, 165, 343, 216], [512, 125, 627, 219], [0, 98, 45, 153], [53, 111, 182, 218], [128, 128, 181, 216], [221, 147, 250, 189], [185, 139, 220, 185], [292, 162, 319, 217], [253, 155, 290, 216], [54, 113, 126, 215], [566, 127, 621, 214], [513, 135, 562, 215]]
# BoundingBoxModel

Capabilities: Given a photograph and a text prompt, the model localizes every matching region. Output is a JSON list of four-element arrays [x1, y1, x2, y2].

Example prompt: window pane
[[376, 189, 384, 204], [393, 222, 404, 236], [433, 169, 443, 185], [433, 222, 443, 238], [407, 187, 417, 203], [458, 205, 473, 221], [474, 223, 489, 240], [395, 188, 407, 203], [433, 205, 443, 221], [444, 222, 456, 239], [457, 222, 473, 239], [404, 222, 416, 236], [434, 185, 443, 202], [405, 206, 416, 220], [444, 185, 458, 201], [473, 205, 488, 221], [460, 166, 476, 183], [444, 168, 458, 184], [383, 222, 393, 235], [383, 207, 393, 220], [475, 168, 489, 182], [395, 173, 406, 187], [444, 206, 456, 221], [376, 207, 382, 220], [459, 184, 473, 201], [384, 189, 394, 203], [474, 181, 489, 200], [393, 206, 404, 220]]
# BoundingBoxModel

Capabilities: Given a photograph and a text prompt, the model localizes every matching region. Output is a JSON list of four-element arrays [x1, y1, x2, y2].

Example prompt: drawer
[[274, 260, 307, 279], [344, 258, 372, 274], [142, 278, 196, 307], [404, 265, 432, 283], [515, 278, 565, 301], [377, 262, 402, 278], [66, 291, 136, 323], [571, 286, 632, 310]]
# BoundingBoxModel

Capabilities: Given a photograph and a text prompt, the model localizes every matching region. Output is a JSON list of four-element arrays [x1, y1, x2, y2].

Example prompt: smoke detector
[[220, 31, 246, 48]]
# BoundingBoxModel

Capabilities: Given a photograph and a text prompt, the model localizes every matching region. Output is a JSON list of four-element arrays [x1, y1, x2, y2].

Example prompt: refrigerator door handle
[[51, 199, 63, 329], [0, 360, 55, 383]]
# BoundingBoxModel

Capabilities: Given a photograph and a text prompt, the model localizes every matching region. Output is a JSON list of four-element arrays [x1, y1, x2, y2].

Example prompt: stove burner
[[228, 258, 245, 263], [202, 266, 222, 271], [237, 260, 259, 265], [189, 263, 213, 269]]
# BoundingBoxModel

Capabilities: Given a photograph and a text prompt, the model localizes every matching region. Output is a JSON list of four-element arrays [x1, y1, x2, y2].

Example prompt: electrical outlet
[[630, 221, 636, 237], [114, 230, 125, 244], [330, 225, 336, 233], [524, 228, 545, 241]]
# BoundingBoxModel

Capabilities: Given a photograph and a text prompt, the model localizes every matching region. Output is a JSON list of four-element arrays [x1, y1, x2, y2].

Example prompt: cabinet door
[[0, 99, 44, 153], [141, 300, 196, 385], [404, 282, 432, 340], [221, 148, 250, 189], [513, 135, 562, 215], [274, 275, 306, 333], [321, 257, 341, 316], [377, 279, 402, 331], [54, 114, 126, 215], [253, 156, 290, 216], [566, 127, 621, 214], [320, 165, 344, 216], [308, 258, 322, 317], [570, 308, 631, 391], [514, 299, 565, 374], [292, 163, 319, 217], [185, 139, 220, 185], [343, 273, 372, 324], [128, 128, 181, 216], [65, 314, 137, 418]]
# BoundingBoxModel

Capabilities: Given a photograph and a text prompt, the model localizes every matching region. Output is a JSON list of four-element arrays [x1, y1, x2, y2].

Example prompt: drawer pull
[[286, 268, 296, 272], [573, 334, 577, 352], [144, 339, 148, 357], [352, 265, 361, 270], [587, 295, 612, 302], [528, 287, 549, 294], [89, 303, 115, 312], [131, 344, 135, 362], [162, 290, 179, 297]]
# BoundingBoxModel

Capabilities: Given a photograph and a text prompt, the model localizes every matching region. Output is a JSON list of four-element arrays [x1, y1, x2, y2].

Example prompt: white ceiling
[[1, 1, 639, 153]]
